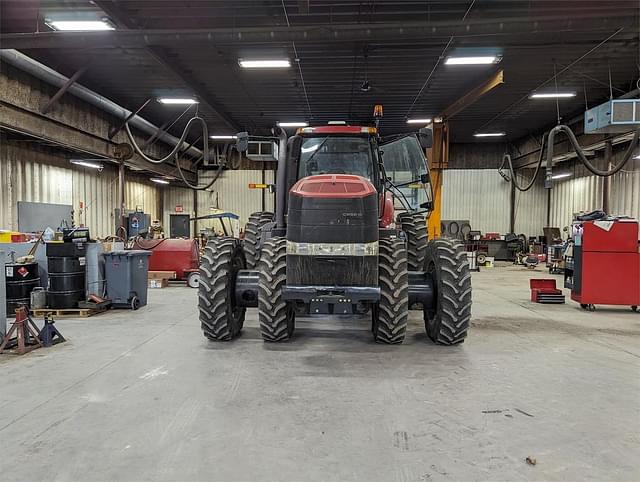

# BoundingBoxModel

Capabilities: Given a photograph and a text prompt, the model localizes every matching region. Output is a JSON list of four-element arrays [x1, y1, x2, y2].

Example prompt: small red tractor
[[198, 124, 471, 344]]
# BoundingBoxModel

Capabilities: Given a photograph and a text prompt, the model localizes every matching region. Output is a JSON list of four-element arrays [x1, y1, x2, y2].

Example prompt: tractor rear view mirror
[[236, 132, 249, 152], [418, 127, 433, 149]]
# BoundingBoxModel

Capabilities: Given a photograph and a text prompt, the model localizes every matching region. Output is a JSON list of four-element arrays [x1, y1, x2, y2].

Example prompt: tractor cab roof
[[296, 125, 378, 136]]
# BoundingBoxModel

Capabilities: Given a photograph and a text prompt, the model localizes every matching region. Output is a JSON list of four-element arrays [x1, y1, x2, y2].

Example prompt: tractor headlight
[[286, 241, 378, 256]]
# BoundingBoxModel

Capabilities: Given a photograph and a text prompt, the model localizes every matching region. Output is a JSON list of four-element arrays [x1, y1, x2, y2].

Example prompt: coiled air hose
[[544, 125, 640, 186], [500, 131, 548, 192], [125, 115, 226, 191], [500, 125, 640, 191]]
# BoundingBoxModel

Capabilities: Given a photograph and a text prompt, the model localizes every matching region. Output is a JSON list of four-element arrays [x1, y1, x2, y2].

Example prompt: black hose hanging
[[500, 132, 548, 192], [175, 153, 225, 191], [125, 116, 209, 165], [544, 125, 640, 187], [124, 114, 230, 191]]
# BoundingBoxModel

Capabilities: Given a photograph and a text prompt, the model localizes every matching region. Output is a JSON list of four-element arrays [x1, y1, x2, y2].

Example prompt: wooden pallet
[[31, 307, 107, 318]]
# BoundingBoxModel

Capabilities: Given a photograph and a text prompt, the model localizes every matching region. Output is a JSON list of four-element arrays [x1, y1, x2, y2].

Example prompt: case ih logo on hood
[[17, 266, 29, 278]]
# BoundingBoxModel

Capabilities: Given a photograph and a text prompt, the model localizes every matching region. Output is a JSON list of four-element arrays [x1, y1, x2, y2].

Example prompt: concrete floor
[[1, 265, 639, 482]]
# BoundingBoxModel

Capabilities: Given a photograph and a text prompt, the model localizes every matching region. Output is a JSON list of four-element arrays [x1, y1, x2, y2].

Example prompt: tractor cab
[[285, 124, 434, 222]]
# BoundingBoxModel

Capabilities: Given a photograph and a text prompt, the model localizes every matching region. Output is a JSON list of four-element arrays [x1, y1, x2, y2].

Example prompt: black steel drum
[[47, 255, 86, 309], [5, 262, 40, 315]]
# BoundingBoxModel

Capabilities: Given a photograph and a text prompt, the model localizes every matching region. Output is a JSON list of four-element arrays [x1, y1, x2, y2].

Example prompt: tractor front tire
[[424, 238, 472, 345], [258, 237, 295, 342], [244, 211, 274, 269], [372, 237, 409, 344], [198, 237, 246, 341], [398, 212, 428, 272]]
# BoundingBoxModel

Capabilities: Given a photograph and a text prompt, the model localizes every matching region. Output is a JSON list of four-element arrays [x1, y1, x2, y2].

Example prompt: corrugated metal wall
[[610, 169, 640, 219], [442, 169, 547, 237], [1, 142, 161, 237], [513, 171, 548, 236], [124, 180, 160, 222], [162, 186, 195, 236], [549, 168, 639, 228], [197, 169, 276, 228]]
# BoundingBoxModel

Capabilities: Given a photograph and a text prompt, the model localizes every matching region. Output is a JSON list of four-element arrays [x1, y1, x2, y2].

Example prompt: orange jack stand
[[0, 307, 43, 355]]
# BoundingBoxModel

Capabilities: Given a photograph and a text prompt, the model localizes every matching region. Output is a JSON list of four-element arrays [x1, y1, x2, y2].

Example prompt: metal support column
[[0, 250, 6, 338], [603, 140, 612, 213], [118, 161, 126, 234], [427, 123, 448, 239]]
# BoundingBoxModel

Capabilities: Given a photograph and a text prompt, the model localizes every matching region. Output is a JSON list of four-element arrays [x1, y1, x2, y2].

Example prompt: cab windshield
[[298, 136, 376, 182]]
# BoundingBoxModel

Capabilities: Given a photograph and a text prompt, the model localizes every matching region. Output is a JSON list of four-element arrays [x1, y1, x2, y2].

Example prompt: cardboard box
[[148, 278, 169, 289], [148, 270, 176, 280]]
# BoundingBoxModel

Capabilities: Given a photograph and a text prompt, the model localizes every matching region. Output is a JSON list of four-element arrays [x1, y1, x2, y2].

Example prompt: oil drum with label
[[5, 262, 40, 315]]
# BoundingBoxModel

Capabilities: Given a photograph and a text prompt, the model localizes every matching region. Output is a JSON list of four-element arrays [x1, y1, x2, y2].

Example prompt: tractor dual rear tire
[[424, 238, 472, 345], [258, 237, 295, 342], [372, 237, 409, 344], [244, 211, 274, 269], [198, 237, 246, 341], [398, 212, 428, 272]]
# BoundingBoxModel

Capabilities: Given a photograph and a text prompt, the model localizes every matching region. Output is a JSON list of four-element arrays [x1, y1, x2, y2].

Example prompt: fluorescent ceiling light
[[530, 92, 576, 99], [150, 178, 170, 185], [633, 154, 640, 160], [445, 56, 500, 65], [474, 132, 506, 138], [278, 121, 308, 127], [48, 20, 115, 31], [158, 98, 198, 105], [70, 159, 103, 169], [407, 118, 432, 124], [551, 173, 572, 180], [210, 135, 237, 140], [239, 59, 291, 68]]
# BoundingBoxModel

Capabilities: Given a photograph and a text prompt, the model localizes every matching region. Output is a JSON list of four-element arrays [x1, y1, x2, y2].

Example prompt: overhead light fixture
[[445, 56, 501, 65], [407, 118, 432, 124], [278, 121, 308, 128], [47, 19, 115, 31], [158, 98, 198, 105], [530, 92, 576, 99], [150, 178, 170, 185], [633, 154, 640, 160], [551, 172, 572, 180], [239, 59, 291, 68], [210, 135, 237, 140], [70, 159, 103, 169], [473, 132, 506, 138]]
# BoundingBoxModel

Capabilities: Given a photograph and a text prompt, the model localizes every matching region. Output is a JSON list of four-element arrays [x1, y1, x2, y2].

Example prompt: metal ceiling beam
[[2, 14, 636, 50], [40, 65, 87, 114], [0, 102, 197, 183], [440, 70, 504, 120], [93, 0, 241, 132]]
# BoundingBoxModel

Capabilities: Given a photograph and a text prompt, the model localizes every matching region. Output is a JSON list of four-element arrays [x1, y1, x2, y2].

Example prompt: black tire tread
[[258, 237, 294, 341], [198, 237, 245, 341], [398, 212, 428, 271], [424, 238, 472, 345], [373, 237, 409, 344], [244, 211, 274, 269]]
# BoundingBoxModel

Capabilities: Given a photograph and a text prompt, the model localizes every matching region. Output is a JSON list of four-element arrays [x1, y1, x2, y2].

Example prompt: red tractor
[[198, 124, 471, 344]]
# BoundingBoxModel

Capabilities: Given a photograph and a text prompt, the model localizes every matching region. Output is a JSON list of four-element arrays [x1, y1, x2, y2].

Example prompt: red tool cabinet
[[565, 220, 640, 310]]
